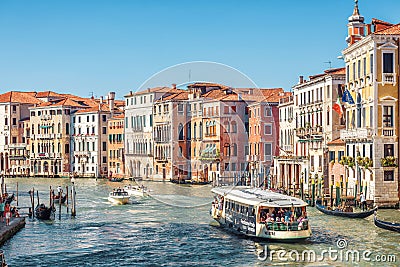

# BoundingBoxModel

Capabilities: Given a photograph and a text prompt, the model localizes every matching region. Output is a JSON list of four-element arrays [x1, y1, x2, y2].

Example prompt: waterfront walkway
[[0, 217, 25, 246]]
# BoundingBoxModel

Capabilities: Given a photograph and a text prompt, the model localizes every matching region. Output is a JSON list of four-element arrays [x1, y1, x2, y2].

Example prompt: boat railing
[[264, 220, 308, 231]]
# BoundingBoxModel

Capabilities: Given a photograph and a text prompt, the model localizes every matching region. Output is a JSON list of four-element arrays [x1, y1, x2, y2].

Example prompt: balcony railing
[[340, 128, 372, 139], [382, 73, 396, 84], [382, 128, 395, 137]]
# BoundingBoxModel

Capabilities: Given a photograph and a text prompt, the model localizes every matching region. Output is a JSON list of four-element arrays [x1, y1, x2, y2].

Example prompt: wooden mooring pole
[[71, 183, 76, 217], [66, 185, 69, 214], [58, 190, 62, 220], [16, 182, 19, 207]]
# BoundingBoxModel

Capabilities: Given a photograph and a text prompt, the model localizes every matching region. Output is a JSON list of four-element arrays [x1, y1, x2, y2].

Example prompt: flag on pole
[[332, 97, 343, 118], [341, 89, 355, 104]]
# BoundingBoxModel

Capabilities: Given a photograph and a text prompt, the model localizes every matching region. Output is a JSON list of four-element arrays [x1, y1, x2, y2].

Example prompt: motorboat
[[108, 189, 130, 205], [124, 185, 148, 197]]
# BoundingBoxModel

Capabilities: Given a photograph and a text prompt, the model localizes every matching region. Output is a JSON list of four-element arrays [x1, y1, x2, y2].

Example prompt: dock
[[0, 217, 26, 246]]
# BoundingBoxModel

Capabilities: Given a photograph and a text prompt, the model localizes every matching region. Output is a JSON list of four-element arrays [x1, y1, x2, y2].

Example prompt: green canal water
[[1, 178, 399, 266]]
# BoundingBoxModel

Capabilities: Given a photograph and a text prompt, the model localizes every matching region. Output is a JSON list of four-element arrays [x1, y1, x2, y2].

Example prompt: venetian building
[[153, 91, 189, 181], [29, 98, 79, 177], [107, 114, 125, 178], [340, 1, 400, 206], [124, 87, 178, 180], [292, 69, 346, 196], [0, 92, 41, 176]]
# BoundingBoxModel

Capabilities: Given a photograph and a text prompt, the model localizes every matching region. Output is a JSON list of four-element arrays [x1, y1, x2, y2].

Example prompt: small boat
[[124, 185, 148, 197], [53, 194, 67, 204], [108, 189, 130, 205], [211, 186, 311, 241], [35, 203, 55, 220], [374, 213, 400, 233], [108, 177, 124, 182], [315, 202, 377, 218]]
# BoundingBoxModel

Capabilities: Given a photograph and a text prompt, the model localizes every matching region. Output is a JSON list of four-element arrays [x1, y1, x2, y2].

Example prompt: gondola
[[315, 202, 377, 218], [374, 213, 400, 233], [35, 204, 55, 220], [108, 177, 124, 182], [53, 194, 67, 204]]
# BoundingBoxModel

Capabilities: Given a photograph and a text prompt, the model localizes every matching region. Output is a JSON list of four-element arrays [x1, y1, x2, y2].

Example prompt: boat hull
[[374, 215, 400, 233], [315, 203, 377, 218], [211, 208, 311, 241], [108, 196, 130, 205]]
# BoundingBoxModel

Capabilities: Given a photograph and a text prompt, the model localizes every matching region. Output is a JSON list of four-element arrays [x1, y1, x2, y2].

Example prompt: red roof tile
[[375, 23, 400, 35], [36, 91, 63, 98], [0, 91, 42, 104], [327, 138, 345, 146]]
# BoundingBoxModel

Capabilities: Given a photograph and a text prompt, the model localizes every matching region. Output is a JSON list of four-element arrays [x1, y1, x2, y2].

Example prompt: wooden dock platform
[[0, 217, 26, 246]]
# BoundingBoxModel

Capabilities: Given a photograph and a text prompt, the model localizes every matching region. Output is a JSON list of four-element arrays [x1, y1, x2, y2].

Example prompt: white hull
[[108, 196, 130, 205]]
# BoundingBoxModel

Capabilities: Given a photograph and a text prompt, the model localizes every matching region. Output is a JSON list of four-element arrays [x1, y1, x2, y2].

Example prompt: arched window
[[58, 123, 61, 134], [224, 121, 230, 133], [178, 123, 184, 140], [66, 123, 70, 135], [193, 123, 197, 139], [199, 122, 203, 138], [187, 123, 191, 140]]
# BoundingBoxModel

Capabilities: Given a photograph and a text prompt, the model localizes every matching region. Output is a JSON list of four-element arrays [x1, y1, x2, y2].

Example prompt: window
[[383, 106, 393, 127], [265, 107, 272, 117], [103, 156, 107, 163], [329, 151, 335, 162], [357, 60, 361, 78], [383, 53, 393, 73], [338, 151, 344, 161], [370, 54, 373, 74], [31, 111, 35, 117], [87, 116, 89, 122], [12, 118, 16, 126], [102, 115, 107, 122], [231, 121, 237, 133], [346, 65, 350, 83], [102, 142, 106, 151], [384, 144, 394, 157], [149, 115, 153, 127], [78, 117, 81, 123], [363, 57, 366, 76], [102, 127, 106, 134], [232, 143, 237, 156], [353, 62, 356, 80], [264, 143, 272, 160], [384, 170, 394, 181], [65, 144, 69, 153], [369, 106, 373, 127], [178, 123, 184, 140], [92, 115, 95, 122], [66, 123, 69, 135], [326, 85, 330, 99], [264, 124, 272, 135]]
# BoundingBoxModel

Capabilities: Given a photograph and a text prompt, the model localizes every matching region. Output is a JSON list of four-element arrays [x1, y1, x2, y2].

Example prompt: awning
[[40, 125, 52, 129]]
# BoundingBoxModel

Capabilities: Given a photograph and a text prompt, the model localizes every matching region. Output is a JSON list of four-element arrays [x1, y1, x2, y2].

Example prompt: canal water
[[2, 178, 399, 267]]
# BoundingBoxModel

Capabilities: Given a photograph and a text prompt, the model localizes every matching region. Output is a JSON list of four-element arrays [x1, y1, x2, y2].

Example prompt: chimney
[[130, 90, 132, 95], [100, 96, 104, 104], [108, 92, 115, 115], [172, 83, 177, 89], [366, 24, 371, 35], [299, 76, 304, 84]]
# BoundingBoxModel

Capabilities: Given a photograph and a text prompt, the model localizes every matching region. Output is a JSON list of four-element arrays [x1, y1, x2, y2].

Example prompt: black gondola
[[53, 194, 67, 204], [108, 178, 124, 182], [315, 203, 377, 218], [374, 214, 400, 233], [35, 204, 55, 220]]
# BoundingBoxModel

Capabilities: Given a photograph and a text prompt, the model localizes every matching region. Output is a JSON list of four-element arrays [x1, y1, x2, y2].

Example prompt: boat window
[[245, 207, 249, 216]]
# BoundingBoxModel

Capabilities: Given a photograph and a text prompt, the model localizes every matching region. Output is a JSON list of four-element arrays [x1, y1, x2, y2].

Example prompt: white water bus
[[108, 189, 130, 205], [211, 187, 311, 241], [123, 185, 149, 197]]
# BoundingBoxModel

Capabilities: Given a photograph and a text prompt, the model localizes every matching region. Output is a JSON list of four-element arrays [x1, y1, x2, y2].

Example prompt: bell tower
[[346, 0, 366, 46]]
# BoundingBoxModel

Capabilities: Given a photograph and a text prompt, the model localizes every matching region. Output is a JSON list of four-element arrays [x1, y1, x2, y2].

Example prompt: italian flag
[[332, 97, 343, 118]]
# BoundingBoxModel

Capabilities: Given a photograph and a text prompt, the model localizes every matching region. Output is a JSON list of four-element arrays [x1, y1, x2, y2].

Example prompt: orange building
[[107, 114, 125, 178]]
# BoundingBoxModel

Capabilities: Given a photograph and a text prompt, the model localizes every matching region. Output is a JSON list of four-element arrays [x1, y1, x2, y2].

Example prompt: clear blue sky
[[1, 0, 399, 99]]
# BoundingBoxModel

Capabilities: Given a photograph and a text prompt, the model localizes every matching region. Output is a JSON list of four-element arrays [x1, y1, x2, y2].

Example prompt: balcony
[[382, 73, 396, 85], [282, 145, 293, 152], [340, 128, 372, 140], [40, 114, 52, 120], [382, 128, 395, 137], [3, 125, 9, 131], [5, 143, 27, 149], [75, 151, 90, 157], [246, 155, 259, 162]]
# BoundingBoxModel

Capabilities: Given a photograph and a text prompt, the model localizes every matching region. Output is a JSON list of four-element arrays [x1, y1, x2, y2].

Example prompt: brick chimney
[[108, 92, 115, 115]]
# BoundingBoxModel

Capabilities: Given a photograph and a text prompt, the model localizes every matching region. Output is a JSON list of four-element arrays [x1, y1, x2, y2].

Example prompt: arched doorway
[[44, 161, 49, 174]]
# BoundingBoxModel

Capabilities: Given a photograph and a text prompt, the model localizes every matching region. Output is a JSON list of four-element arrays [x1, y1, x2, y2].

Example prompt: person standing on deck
[[360, 192, 367, 211], [4, 203, 10, 226]]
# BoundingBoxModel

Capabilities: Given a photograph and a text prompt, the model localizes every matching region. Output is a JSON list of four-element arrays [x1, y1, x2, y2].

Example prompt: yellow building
[[340, 2, 399, 206]]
